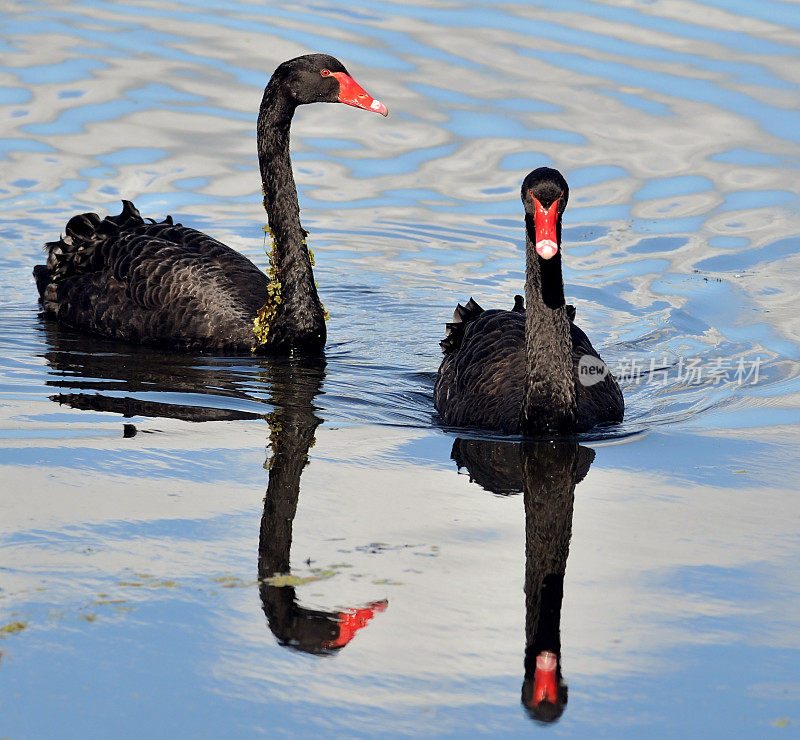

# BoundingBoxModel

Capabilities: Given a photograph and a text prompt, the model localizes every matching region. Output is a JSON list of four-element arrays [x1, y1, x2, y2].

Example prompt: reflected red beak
[[332, 72, 388, 116], [532, 194, 560, 259], [532, 650, 559, 705], [323, 599, 388, 649]]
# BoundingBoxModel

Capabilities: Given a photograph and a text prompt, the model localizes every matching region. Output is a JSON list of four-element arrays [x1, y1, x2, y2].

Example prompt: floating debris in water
[[0, 621, 27, 636], [118, 575, 180, 589], [210, 575, 257, 589], [263, 568, 336, 588]]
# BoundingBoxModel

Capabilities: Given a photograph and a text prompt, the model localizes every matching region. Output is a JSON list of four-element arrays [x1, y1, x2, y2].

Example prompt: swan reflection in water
[[41, 322, 386, 654], [257, 357, 387, 654], [451, 436, 595, 723]]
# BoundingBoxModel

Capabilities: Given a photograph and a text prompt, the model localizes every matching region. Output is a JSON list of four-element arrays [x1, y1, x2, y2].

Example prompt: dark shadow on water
[[40, 321, 387, 654], [39, 317, 436, 430], [39, 318, 273, 421], [451, 437, 595, 724], [438, 416, 645, 445]]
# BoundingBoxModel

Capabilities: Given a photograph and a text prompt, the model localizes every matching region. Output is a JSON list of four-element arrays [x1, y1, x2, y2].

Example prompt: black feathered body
[[434, 301, 623, 434], [436, 307, 526, 433], [34, 202, 279, 352]]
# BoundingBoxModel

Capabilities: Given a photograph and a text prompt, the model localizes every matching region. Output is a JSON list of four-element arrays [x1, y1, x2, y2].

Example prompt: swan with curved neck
[[34, 54, 387, 354], [434, 167, 624, 435]]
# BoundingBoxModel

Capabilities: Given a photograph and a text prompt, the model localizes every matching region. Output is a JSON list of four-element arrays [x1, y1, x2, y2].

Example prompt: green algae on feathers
[[253, 226, 283, 350]]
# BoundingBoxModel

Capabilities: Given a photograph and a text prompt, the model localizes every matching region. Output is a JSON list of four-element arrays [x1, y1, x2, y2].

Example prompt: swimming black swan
[[33, 54, 387, 354], [434, 167, 624, 434]]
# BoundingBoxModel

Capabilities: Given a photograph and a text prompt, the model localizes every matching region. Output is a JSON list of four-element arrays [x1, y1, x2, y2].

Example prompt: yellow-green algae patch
[[254, 226, 329, 348], [253, 227, 282, 350], [0, 621, 27, 636]]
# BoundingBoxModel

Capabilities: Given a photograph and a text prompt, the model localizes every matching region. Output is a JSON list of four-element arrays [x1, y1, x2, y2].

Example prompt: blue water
[[1, 0, 799, 736]]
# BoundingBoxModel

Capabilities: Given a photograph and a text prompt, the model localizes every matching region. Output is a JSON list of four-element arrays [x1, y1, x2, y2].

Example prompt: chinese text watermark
[[578, 355, 764, 387]]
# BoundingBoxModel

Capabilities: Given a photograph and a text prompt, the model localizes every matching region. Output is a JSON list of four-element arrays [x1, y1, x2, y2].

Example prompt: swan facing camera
[[577, 355, 609, 387]]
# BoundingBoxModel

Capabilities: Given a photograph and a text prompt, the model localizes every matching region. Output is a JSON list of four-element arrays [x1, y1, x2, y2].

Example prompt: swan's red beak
[[532, 650, 559, 705], [332, 72, 388, 116], [532, 195, 560, 259]]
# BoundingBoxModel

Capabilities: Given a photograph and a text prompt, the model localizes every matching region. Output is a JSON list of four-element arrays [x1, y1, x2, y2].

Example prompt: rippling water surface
[[2, 1, 799, 736]]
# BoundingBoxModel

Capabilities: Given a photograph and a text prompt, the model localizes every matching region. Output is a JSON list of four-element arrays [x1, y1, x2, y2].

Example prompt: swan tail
[[439, 297, 485, 354], [35, 201, 173, 299]]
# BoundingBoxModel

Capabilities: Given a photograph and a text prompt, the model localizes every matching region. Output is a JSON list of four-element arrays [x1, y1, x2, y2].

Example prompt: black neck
[[256, 84, 325, 351], [520, 215, 576, 433]]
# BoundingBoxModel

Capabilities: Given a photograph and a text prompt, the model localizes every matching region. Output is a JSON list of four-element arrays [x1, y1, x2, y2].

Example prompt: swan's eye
[[320, 69, 331, 77]]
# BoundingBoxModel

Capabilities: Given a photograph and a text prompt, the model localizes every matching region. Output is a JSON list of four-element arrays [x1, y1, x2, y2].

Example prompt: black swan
[[33, 54, 387, 354], [434, 167, 624, 434]]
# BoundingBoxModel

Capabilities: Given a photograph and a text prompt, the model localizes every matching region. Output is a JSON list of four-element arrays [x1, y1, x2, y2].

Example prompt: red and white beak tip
[[535, 240, 558, 259], [536, 651, 558, 671], [332, 72, 388, 116], [369, 98, 388, 116]]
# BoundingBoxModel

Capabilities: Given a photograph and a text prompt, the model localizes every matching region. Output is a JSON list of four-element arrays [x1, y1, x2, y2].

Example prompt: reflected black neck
[[257, 364, 323, 578], [522, 442, 576, 652], [256, 83, 325, 350], [257, 362, 336, 653], [521, 215, 576, 433]]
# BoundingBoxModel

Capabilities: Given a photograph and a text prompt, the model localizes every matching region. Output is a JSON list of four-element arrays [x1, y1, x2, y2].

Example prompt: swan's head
[[522, 168, 569, 260], [274, 54, 388, 116]]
